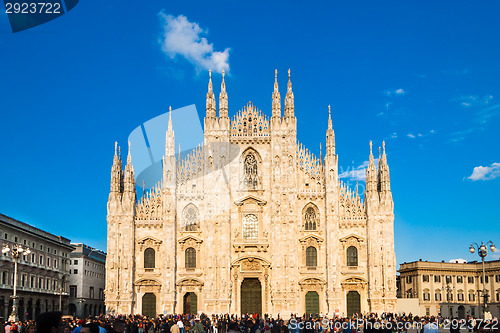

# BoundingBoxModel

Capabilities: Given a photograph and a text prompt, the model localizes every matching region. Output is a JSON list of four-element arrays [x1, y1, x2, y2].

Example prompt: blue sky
[[0, 0, 499, 266]]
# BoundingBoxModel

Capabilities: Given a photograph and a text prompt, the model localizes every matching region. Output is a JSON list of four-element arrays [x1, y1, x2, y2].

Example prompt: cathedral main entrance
[[183, 292, 198, 314], [240, 278, 262, 315], [346, 291, 360, 317]]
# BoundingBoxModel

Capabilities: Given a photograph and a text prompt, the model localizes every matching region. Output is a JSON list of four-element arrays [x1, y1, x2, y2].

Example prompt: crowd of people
[[1, 312, 498, 333]]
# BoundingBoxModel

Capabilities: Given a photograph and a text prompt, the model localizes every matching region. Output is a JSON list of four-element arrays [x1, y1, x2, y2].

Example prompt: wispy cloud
[[448, 128, 473, 143], [406, 129, 435, 139], [385, 88, 406, 96], [468, 162, 500, 181], [452, 95, 499, 124], [158, 12, 230, 73], [340, 159, 379, 182]]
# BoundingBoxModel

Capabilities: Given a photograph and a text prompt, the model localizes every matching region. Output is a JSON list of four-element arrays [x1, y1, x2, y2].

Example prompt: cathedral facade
[[105, 70, 397, 317]]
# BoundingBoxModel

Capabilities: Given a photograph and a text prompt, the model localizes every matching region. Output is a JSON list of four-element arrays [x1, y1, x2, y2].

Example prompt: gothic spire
[[328, 104, 332, 130], [325, 105, 335, 156], [165, 106, 175, 158], [124, 140, 136, 193], [168, 105, 173, 132], [379, 140, 391, 192], [206, 69, 216, 118], [284, 68, 294, 118], [365, 141, 377, 194], [219, 69, 228, 118], [110, 142, 123, 193], [272, 69, 281, 118]]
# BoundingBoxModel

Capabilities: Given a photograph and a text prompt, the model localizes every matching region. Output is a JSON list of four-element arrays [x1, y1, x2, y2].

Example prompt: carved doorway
[[240, 278, 262, 315], [305, 291, 320, 317], [142, 293, 156, 317], [183, 292, 198, 314], [346, 291, 360, 317]]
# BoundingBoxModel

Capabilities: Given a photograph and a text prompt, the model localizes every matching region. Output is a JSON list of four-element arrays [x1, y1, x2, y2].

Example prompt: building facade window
[[183, 205, 199, 231], [468, 276, 474, 284], [304, 207, 317, 230], [434, 275, 441, 283], [243, 154, 258, 189], [185, 247, 196, 269], [435, 291, 442, 301], [144, 248, 155, 269], [347, 246, 358, 267], [423, 275, 430, 282], [457, 276, 463, 283], [243, 214, 258, 240], [306, 246, 317, 267]]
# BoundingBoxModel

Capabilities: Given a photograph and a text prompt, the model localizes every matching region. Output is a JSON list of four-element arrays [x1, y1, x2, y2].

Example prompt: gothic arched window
[[185, 247, 196, 268], [244, 154, 258, 189], [184, 205, 199, 231], [347, 246, 358, 266], [306, 246, 317, 267], [144, 248, 155, 269], [304, 207, 317, 230], [243, 214, 258, 240]]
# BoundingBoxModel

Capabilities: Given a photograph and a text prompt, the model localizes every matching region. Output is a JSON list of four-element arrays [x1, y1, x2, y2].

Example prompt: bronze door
[[183, 292, 197, 314], [346, 291, 360, 317], [142, 293, 156, 317], [305, 291, 320, 317], [240, 278, 262, 315]]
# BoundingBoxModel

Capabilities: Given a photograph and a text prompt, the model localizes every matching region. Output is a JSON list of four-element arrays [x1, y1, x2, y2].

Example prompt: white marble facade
[[105, 70, 397, 317]]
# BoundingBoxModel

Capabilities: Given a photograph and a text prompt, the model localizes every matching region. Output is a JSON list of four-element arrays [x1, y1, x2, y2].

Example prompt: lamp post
[[444, 281, 455, 319], [2, 243, 31, 322], [469, 241, 496, 319]]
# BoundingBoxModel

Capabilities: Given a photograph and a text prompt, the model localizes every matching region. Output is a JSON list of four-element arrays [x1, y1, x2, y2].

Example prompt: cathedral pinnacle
[[272, 69, 281, 118], [206, 70, 216, 118], [328, 105, 332, 130], [284, 68, 294, 117], [127, 140, 132, 165], [219, 69, 228, 118], [168, 106, 173, 132]]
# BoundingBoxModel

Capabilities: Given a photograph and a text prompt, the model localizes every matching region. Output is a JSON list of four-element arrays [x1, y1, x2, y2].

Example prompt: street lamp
[[469, 241, 496, 319], [2, 243, 31, 321], [444, 281, 455, 319]]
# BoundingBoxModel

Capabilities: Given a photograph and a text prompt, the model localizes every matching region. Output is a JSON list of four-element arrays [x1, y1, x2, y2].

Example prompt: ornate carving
[[242, 259, 261, 271]]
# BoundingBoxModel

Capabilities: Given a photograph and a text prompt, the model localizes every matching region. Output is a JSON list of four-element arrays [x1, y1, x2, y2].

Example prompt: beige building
[[0, 213, 72, 321], [68, 243, 106, 318], [105, 70, 397, 317], [398, 259, 500, 318]]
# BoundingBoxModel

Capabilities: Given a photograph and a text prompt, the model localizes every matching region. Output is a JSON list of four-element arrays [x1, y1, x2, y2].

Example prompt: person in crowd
[[35, 312, 64, 333]]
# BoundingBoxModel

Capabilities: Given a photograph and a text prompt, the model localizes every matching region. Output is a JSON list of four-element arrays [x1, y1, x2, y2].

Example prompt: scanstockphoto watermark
[[288, 319, 424, 331]]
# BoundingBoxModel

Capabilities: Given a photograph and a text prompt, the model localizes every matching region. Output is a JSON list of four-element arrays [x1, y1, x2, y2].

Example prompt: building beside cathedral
[[105, 70, 397, 317]]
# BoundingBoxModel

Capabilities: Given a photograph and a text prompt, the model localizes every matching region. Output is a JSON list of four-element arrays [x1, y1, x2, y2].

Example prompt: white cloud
[[391, 133, 397, 139], [468, 162, 500, 181], [158, 13, 230, 73], [339, 159, 379, 182], [407, 130, 435, 139], [385, 88, 406, 96]]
